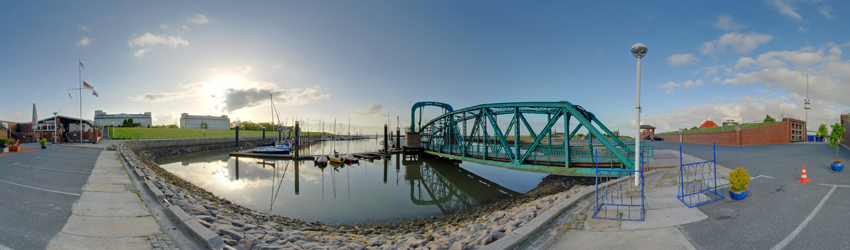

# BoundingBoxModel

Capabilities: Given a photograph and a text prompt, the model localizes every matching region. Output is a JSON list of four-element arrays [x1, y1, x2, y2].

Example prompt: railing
[[422, 141, 653, 167], [593, 149, 646, 221]]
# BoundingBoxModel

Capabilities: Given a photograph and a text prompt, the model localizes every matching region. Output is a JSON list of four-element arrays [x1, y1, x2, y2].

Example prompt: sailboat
[[253, 94, 292, 155]]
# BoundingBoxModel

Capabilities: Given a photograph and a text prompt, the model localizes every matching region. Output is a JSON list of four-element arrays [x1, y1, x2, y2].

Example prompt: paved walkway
[[47, 149, 178, 250], [519, 149, 733, 250]]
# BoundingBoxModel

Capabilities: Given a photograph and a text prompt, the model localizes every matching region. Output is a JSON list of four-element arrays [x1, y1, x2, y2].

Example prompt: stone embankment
[[121, 138, 592, 250]]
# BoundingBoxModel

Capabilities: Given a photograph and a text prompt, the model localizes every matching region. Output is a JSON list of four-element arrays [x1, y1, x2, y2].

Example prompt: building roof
[[698, 120, 718, 128], [639, 125, 656, 129]]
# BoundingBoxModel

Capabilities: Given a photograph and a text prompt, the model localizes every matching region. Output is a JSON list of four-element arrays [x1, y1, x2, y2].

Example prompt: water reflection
[[157, 140, 544, 224]]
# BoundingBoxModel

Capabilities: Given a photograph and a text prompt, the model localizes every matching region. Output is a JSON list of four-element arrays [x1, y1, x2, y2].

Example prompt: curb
[[120, 143, 225, 250], [481, 171, 662, 250]]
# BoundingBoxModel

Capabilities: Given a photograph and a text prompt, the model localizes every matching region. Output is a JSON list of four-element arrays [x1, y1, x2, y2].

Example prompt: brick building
[[657, 117, 806, 145]]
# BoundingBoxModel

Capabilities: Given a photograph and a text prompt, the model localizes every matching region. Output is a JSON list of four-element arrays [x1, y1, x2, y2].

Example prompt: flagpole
[[79, 59, 82, 143]]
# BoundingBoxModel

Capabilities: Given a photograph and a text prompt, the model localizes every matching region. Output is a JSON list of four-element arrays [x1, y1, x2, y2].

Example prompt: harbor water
[[156, 139, 548, 224]]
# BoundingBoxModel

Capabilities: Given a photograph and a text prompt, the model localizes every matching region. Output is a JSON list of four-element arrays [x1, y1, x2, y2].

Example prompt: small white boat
[[342, 154, 359, 164], [253, 141, 292, 155], [315, 155, 329, 165]]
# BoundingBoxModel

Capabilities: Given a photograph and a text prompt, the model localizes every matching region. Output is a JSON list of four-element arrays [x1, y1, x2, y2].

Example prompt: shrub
[[729, 167, 750, 192], [0, 138, 9, 145], [39, 138, 47, 146]]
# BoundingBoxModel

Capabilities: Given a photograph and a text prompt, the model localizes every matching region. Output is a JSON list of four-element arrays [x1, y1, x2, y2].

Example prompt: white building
[[180, 113, 230, 130], [94, 110, 152, 127]]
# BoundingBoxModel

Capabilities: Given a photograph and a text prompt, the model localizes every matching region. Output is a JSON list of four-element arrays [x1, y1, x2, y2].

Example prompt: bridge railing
[[422, 141, 652, 167]]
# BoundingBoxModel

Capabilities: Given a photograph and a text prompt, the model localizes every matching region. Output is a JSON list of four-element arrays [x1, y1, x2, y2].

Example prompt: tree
[[816, 124, 829, 139], [763, 115, 776, 123], [830, 123, 845, 163]]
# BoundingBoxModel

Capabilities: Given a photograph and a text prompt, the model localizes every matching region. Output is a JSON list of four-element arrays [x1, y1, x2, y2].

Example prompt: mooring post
[[294, 160, 300, 195], [384, 124, 388, 152], [295, 121, 300, 158], [396, 126, 400, 150], [262, 127, 265, 140], [235, 124, 240, 151]]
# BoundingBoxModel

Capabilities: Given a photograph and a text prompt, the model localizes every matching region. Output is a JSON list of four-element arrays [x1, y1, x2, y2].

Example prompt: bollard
[[235, 124, 239, 150], [384, 124, 388, 152], [262, 127, 265, 140], [396, 127, 400, 150], [294, 121, 300, 158]]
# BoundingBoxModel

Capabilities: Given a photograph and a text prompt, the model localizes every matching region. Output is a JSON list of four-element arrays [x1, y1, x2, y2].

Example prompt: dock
[[229, 147, 403, 160]]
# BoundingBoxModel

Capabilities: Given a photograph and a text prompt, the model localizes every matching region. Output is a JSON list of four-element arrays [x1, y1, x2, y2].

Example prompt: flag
[[83, 81, 94, 90], [79, 61, 84, 69], [92, 90, 99, 97]]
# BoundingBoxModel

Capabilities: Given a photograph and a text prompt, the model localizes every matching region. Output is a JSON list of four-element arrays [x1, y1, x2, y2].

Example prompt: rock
[[219, 228, 243, 241], [406, 239, 427, 248], [346, 243, 366, 250], [451, 242, 469, 250], [425, 238, 449, 250], [265, 236, 278, 244], [257, 244, 282, 250], [223, 238, 238, 246], [197, 219, 212, 228], [197, 215, 216, 222], [231, 220, 245, 227]]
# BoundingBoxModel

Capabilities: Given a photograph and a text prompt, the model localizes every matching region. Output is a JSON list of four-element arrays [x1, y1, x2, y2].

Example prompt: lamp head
[[631, 43, 647, 58]]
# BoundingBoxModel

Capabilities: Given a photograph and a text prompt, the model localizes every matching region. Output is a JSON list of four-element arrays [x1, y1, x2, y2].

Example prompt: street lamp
[[631, 43, 647, 186], [53, 112, 59, 143]]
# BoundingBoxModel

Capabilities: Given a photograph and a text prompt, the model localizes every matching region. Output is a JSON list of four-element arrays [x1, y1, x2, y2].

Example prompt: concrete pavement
[[47, 149, 177, 250]]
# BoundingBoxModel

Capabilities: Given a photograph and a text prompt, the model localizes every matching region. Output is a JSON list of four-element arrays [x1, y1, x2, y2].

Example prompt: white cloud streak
[[189, 14, 209, 25], [352, 103, 386, 116], [667, 54, 699, 66], [769, 0, 803, 21], [128, 32, 189, 58], [700, 32, 772, 55], [819, 6, 834, 19], [715, 15, 744, 30], [78, 25, 92, 32], [78, 36, 93, 46]]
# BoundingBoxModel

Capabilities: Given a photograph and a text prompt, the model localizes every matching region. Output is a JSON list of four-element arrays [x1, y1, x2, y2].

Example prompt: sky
[[1, 1, 849, 136]]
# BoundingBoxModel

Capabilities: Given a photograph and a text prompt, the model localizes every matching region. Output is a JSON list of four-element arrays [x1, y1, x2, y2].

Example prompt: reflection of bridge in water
[[411, 101, 653, 176], [403, 154, 521, 215]]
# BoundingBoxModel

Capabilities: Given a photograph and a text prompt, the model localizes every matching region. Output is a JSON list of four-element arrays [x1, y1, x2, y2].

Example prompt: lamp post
[[53, 112, 59, 143], [631, 43, 647, 186]]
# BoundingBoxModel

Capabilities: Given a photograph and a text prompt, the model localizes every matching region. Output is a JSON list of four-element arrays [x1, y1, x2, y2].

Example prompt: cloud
[[683, 79, 703, 88], [189, 14, 209, 25], [154, 112, 178, 125], [667, 54, 699, 66], [657, 82, 680, 94], [819, 6, 834, 19], [240, 66, 252, 74], [798, 26, 808, 33], [129, 92, 185, 102], [769, 0, 803, 21], [128, 32, 189, 58], [352, 103, 386, 116], [735, 57, 756, 69], [220, 87, 328, 112], [78, 36, 93, 46], [182, 25, 190, 31], [715, 15, 744, 30], [700, 32, 772, 55], [712, 77, 722, 83], [160, 24, 169, 29], [78, 25, 92, 32]]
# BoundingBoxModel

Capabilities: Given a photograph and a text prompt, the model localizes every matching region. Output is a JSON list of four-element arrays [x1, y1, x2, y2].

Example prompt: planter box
[[1, 147, 7, 153], [9, 146, 20, 152]]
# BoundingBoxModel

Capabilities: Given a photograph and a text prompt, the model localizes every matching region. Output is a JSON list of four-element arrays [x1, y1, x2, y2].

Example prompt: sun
[[204, 75, 246, 112]]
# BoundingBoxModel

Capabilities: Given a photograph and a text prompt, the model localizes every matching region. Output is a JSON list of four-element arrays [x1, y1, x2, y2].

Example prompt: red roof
[[699, 120, 718, 128]]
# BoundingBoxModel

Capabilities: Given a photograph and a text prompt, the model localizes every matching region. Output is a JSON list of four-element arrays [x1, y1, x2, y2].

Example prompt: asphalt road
[[644, 141, 850, 249], [0, 145, 101, 250]]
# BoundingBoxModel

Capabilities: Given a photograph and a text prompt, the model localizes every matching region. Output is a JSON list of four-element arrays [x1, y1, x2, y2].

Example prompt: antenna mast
[[804, 70, 811, 139]]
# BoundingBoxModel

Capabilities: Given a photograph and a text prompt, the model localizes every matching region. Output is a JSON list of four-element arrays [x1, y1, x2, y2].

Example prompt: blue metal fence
[[677, 143, 724, 207], [593, 149, 646, 221]]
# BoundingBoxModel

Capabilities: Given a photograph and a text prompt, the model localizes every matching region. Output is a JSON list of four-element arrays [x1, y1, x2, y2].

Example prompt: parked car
[[644, 136, 652, 140], [652, 136, 664, 141]]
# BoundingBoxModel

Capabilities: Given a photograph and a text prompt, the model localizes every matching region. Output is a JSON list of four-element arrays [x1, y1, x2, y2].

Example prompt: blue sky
[[1, 1, 848, 135]]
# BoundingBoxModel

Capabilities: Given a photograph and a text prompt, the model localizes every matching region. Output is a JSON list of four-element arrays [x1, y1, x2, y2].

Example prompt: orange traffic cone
[[798, 165, 811, 183]]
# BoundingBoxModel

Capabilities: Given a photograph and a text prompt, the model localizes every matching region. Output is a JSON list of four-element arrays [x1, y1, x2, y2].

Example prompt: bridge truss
[[412, 101, 648, 176]]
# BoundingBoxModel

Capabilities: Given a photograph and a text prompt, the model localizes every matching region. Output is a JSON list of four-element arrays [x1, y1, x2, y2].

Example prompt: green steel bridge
[[410, 101, 651, 176]]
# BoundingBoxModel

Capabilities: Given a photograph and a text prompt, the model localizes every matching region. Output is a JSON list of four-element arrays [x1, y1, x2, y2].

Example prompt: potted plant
[[0, 138, 9, 153], [39, 138, 47, 149], [729, 167, 750, 200], [8, 139, 20, 152], [830, 123, 845, 171]]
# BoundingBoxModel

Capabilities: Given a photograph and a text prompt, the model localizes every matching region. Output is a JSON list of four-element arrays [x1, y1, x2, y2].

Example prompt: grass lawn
[[105, 127, 328, 139]]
